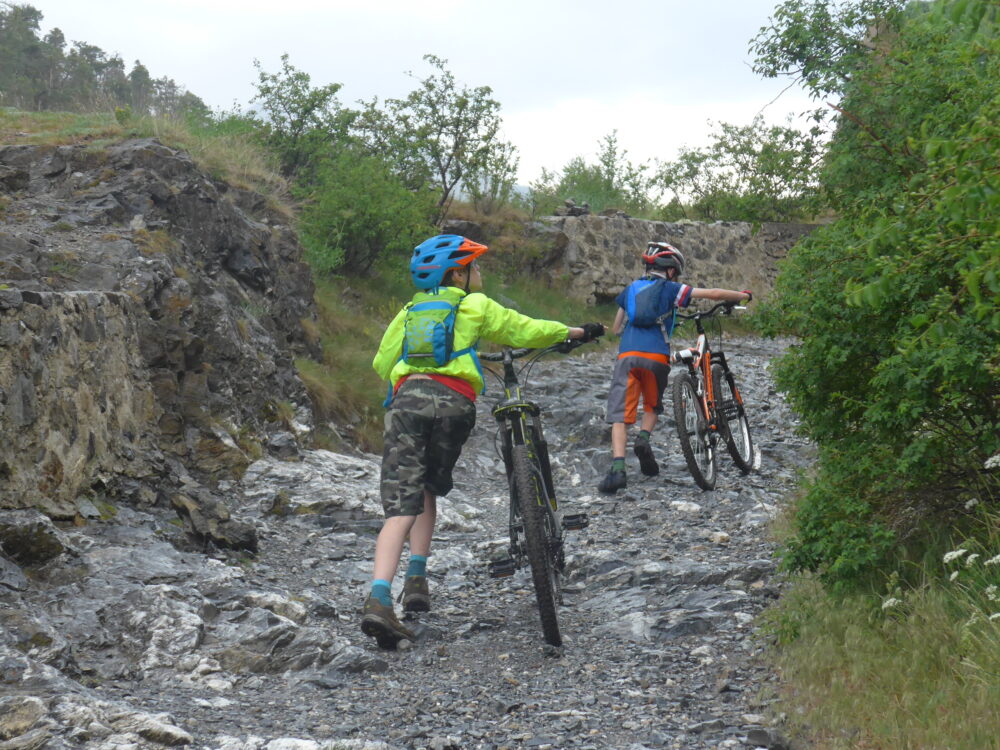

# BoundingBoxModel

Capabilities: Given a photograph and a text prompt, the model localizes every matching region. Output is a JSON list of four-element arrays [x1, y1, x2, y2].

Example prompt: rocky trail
[[1, 336, 810, 750]]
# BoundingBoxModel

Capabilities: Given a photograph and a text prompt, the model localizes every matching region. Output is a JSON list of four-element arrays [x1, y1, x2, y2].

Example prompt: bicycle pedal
[[561, 513, 589, 531], [488, 557, 517, 578]]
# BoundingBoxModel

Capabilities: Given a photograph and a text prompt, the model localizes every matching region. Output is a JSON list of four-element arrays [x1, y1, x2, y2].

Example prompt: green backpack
[[384, 289, 483, 406], [402, 288, 467, 366]]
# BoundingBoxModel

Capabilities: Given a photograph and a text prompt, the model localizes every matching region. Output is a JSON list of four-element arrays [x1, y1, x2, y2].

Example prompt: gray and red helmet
[[643, 242, 685, 276]]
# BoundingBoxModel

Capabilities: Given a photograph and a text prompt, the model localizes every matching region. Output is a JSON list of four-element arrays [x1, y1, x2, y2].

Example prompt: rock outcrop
[[0, 139, 317, 533], [521, 215, 818, 305]]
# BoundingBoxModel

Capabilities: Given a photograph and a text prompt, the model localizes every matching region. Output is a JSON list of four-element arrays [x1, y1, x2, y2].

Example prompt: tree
[[0, 3, 210, 115], [463, 140, 519, 216], [750, 0, 907, 101], [527, 131, 653, 216], [656, 116, 823, 222], [128, 60, 152, 114], [356, 55, 517, 219], [0, 2, 45, 109], [250, 53, 349, 177]]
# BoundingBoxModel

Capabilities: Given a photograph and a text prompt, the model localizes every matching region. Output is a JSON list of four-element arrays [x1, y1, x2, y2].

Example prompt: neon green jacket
[[373, 287, 569, 394]]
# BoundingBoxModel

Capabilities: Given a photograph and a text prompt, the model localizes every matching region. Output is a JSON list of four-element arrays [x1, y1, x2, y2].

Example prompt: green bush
[[296, 149, 436, 275], [755, 0, 1000, 588]]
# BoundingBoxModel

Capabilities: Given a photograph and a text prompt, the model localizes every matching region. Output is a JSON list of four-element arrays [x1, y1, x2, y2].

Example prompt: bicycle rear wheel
[[712, 363, 754, 474], [511, 443, 562, 647], [672, 371, 717, 490]]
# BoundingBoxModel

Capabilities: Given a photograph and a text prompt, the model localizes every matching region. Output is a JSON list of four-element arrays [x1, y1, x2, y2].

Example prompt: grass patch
[[486, 273, 619, 333], [0, 108, 291, 219], [762, 561, 1000, 748], [297, 272, 410, 453], [133, 228, 178, 255], [0, 107, 124, 144]]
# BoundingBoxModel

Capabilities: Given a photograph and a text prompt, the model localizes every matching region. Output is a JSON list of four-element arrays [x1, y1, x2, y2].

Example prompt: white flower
[[986, 585, 998, 602], [985, 454, 1000, 470], [881, 597, 902, 610], [966, 553, 981, 567], [985, 554, 1000, 566], [950, 571, 960, 581], [944, 549, 969, 564], [965, 498, 979, 510]]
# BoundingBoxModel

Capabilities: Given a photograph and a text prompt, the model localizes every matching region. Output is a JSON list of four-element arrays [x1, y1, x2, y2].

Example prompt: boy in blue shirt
[[598, 242, 751, 493]]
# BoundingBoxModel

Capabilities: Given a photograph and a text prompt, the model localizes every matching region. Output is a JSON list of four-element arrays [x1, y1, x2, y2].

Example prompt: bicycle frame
[[672, 326, 718, 430], [486, 347, 561, 556]]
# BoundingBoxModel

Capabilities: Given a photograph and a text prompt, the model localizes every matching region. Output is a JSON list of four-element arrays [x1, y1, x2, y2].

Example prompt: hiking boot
[[598, 469, 627, 494], [360, 595, 414, 649], [633, 436, 659, 477], [400, 575, 430, 613]]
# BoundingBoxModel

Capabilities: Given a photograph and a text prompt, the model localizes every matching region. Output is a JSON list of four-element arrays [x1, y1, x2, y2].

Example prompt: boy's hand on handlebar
[[741, 290, 753, 302], [555, 340, 577, 354], [579, 322, 605, 342]]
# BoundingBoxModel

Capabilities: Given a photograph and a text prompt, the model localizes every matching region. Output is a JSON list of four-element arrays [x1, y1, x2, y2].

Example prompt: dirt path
[[1, 338, 807, 750]]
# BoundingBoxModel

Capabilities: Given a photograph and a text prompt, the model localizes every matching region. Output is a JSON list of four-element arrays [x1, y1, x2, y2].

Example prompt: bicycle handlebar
[[479, 339, 584, 362]]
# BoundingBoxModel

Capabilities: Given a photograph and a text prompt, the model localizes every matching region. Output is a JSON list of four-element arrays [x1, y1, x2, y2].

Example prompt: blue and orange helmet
[[410, 234, 489, 290]]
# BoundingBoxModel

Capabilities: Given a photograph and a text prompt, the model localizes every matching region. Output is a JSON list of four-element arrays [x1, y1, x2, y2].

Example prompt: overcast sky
[[29, 0, 813, 184]]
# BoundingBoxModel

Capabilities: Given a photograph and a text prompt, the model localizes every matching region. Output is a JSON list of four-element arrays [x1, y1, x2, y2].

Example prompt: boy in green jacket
[[365, 234, 604, 648]]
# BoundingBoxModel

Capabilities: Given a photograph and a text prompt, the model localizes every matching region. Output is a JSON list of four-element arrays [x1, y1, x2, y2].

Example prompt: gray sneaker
[[633, 437, 659, 476], [598, 469, 627, 494], [401, 575, 430, 613], [360, 595, 414, 649]]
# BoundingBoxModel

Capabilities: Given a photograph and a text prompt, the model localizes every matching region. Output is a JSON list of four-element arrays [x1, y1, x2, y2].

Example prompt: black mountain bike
[[480, 340, 594, 647], [670, 301, 755, 490]]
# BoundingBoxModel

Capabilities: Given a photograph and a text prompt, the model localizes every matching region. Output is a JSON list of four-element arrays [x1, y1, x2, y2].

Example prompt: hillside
[[0, 137, 317, 548]]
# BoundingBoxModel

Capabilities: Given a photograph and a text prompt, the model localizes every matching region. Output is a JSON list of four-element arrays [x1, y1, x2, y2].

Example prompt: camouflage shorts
[[380, 378, 477, 517]]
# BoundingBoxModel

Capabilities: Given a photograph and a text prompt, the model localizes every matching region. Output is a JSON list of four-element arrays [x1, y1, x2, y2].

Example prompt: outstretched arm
[[690, 288, 752, 303]]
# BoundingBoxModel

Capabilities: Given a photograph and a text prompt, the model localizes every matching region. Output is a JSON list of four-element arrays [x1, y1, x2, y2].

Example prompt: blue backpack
[[625, 277, 677, 343]]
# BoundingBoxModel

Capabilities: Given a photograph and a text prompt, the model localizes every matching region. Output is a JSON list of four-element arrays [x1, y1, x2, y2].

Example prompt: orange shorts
[[605, 352, 672, 425]]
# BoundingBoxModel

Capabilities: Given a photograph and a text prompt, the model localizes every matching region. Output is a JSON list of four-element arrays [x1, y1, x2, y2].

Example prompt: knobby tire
[[511, 443, 562, 647], [672, 371, 717, 490], [711, 364, 754, 474]]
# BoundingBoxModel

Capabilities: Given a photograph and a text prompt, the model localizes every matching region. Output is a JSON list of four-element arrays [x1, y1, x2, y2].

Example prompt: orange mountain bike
[[670, 301, 755, 490]]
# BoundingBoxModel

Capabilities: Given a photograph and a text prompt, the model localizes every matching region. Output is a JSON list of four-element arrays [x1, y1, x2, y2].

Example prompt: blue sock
[[406, 554, 428, 578], [371, 579, 392, 606]]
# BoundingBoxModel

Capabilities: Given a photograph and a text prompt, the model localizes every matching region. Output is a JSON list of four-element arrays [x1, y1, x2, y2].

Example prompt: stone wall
[[523, 216, 818, 305], [0, 289, 158, 517], [0, 139, 318, 526]]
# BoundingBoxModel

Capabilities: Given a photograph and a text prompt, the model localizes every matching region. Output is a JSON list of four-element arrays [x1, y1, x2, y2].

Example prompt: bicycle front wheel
[[712, 364, 754, 474], [511, 443, 562, 647], [672, 371, 717, 490]]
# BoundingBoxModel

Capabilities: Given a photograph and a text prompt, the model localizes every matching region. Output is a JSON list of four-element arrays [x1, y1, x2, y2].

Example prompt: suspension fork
[[713, 351, 745, 406]]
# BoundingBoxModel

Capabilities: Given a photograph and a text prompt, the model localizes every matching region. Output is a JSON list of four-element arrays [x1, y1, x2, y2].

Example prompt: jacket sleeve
[[474, 294, 569, 348], [372, 308, 407, 379]]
